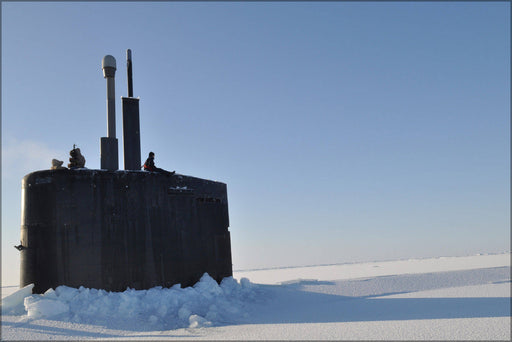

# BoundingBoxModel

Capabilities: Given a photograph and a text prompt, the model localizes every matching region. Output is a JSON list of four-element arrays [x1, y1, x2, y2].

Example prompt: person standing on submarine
[[143, 152, 175, 175]]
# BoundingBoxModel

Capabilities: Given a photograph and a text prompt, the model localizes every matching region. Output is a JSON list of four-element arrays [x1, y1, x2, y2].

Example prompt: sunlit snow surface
[[2, 253, 510, 340]]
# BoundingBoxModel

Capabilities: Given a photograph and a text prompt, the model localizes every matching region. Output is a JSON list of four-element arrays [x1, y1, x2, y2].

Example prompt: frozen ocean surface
[[1, 253, 510, 340]]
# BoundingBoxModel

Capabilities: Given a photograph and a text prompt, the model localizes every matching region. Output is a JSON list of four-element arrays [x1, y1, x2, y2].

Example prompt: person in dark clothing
[[68, 145, 86, 169], [143, 152, 175, 175], [143, 152, 156, 171]]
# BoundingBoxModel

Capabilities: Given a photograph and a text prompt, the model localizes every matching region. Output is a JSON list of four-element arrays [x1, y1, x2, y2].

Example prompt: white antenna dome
[[102, 55, 116, 70], [102, 55, 116, 78]]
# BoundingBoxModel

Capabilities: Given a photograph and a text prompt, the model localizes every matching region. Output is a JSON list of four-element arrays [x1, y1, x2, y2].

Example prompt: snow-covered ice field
[[2, 253, 510, 340]]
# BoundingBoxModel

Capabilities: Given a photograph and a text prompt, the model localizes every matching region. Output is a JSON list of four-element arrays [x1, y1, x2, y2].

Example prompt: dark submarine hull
[[20, 169, 232, 294]]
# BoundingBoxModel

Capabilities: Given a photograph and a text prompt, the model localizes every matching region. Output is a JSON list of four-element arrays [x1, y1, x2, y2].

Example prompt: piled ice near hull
[[3, 274, 261, 330]]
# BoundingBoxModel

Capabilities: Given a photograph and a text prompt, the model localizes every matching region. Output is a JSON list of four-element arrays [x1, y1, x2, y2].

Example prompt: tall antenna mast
[[127, 49, 133, 97], [122, 49, 141, 170], [100, 55, 119, 171]]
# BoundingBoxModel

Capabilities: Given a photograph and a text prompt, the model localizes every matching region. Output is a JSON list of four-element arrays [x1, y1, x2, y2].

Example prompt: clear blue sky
[[2, 2, 510, 285]]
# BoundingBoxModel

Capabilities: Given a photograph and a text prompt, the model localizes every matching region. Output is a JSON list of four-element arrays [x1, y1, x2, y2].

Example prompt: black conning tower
[[18, 50, 233, 293]]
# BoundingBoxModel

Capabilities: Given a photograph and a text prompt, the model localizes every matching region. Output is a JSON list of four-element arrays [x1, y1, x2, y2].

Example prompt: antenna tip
[[127, 49, 132, 60]]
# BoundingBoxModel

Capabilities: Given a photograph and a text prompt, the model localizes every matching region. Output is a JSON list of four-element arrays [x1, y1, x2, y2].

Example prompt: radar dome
[[102, 55, 116, 70]]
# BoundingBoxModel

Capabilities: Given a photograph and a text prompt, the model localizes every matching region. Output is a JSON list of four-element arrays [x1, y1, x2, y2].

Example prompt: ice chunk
[[178, 306, 192, 321], [55, 286, 78, 301], [194, 273, 223, 298], [240, 277, 254, 289], [24, 296, 69, 318], [220, 276, 238, 295], [1, 284, 34, 312], [188, 314, 212, 328], [43, 288, 58, 299]]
